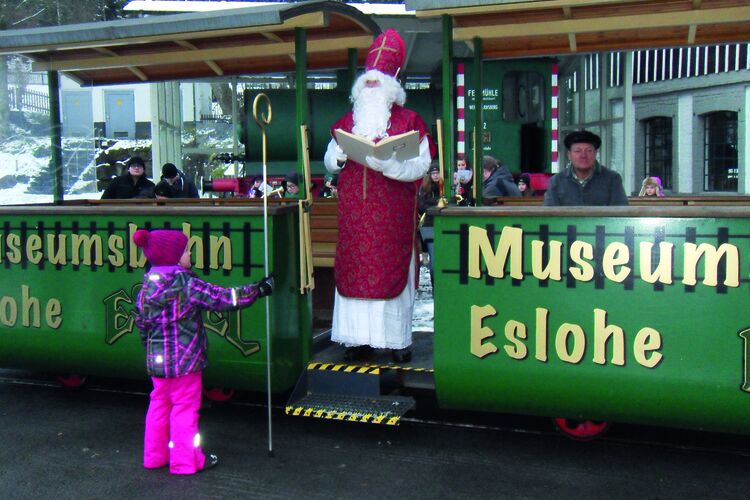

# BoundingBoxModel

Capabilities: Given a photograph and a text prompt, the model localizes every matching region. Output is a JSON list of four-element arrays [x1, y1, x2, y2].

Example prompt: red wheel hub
[[554, 418, 610, 440]]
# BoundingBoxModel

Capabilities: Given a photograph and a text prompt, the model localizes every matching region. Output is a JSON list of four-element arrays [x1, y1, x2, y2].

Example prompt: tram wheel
[[553, 417, 610, 440], [56, 374, 88, 389], [203, 387, 236, 402]]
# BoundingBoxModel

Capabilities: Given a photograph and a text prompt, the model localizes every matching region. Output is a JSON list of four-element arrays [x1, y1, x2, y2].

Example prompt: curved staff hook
[[253, 92, 274, 457]]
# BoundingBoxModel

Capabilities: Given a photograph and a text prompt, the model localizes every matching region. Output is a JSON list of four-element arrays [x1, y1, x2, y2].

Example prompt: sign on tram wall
[[0, 212, 287, 388], [433, 214, 750, 434]]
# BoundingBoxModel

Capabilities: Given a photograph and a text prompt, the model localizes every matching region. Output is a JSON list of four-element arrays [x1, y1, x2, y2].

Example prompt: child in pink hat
[[132, 229, 273, 474]]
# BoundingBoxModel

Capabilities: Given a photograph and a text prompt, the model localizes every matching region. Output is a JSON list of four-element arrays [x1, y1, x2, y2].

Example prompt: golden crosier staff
[[252, 93, 274, 456], [435, 118, 447, 208]]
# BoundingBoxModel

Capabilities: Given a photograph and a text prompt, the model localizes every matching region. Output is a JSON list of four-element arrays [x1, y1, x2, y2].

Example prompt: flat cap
[[564, 130, 601, 150]]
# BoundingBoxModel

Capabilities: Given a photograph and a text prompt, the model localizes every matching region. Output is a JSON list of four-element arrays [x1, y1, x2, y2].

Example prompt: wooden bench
[[310, 199, 338, 268]]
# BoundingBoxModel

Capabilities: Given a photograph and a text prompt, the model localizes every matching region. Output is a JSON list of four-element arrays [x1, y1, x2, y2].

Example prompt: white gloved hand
[[366, 152, 399, 173], [334, 145, 347, 164]]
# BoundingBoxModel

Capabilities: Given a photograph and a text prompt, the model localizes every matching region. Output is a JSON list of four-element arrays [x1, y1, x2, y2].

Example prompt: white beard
[[351, 69, 406, 140]]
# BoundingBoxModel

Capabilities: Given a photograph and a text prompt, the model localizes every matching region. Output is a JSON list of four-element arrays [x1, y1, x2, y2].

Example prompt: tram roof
[[0, 0, 381, 86], [405, 0, 750, 58]]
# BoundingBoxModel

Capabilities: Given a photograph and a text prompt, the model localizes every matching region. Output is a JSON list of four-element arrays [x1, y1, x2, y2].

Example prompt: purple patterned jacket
[[135, 265, 262, 378]]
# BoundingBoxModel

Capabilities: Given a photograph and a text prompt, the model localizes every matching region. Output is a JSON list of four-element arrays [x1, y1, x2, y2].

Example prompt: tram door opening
[[503, 71, 546, 173]]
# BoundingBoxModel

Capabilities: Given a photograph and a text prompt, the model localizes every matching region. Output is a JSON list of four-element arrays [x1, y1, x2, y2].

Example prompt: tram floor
[[3, 368, 750, 499]]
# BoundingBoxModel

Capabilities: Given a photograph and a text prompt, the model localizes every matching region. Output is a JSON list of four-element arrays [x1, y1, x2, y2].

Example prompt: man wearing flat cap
[[544, 130, 628, 206]]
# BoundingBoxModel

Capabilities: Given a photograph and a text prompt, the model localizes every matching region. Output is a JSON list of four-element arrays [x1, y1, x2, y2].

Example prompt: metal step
[[285, 362, 416, 425], [285, 392, 415, 425]]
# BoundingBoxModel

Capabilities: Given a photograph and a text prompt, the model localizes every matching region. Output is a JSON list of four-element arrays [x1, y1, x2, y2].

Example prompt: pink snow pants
[[143, 371, 207, 474]]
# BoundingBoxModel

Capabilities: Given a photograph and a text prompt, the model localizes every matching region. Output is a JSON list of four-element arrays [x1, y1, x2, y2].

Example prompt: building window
[[644, 117, 672, 190], [703, 111, 738, 192]]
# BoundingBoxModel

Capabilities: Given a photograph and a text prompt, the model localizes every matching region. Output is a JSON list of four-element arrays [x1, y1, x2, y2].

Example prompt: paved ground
[[2, 370, 750, 499]]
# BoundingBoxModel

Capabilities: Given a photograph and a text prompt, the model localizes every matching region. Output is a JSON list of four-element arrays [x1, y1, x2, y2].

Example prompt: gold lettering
[[602, 242, 630, 283], [633, 327, 663, 368], [535, 307, 548, 362], [6, 233, 21, 264], [108, 235, 125, 267], [592, 308, 625, 365], [639, 241, 674, 284], [531, 240, 562, 281], [46, 233, 67, 265], [45, 298, 62, 329], [128, 224, 147, 268], [26, 235, 43, 264], [184, 222, 204, 270], [21, 285, 40, 328], [568, 241, 594, 281], [209, 235, 232, 270], [471, 304, 499, 358], [504, 320, 527, 359], [683, 242, 739, 287], [468, 225, 523, 280], [555, 323, 585, 364], [0, 296, 18, 326], [71, 234, 103, 266]]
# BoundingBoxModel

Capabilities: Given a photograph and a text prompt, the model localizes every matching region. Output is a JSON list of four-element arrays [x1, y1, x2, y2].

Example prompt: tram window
[[644, 117, 673, 190], [703, 111, 738, 192], [502, 71, 545, 123]]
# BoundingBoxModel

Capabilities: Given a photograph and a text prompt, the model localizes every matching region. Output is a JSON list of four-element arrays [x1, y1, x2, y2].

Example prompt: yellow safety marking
[[372, 415, 385, 424], [315, 409, 325, 418], [387, 416, 400, 425], [303, 408, 313, 417], [335, 412, 347, 420], [293, 407, 303, 416], [285, 406, 294, 413], [348, 414, 360, 421], [361, 414, 372, 423]]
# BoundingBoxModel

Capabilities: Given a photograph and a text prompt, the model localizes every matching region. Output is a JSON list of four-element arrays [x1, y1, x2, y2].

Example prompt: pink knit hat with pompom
[[133, 229, 188, 266]]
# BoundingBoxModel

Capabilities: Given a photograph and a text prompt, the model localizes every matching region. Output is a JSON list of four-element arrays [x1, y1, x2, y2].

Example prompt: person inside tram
[[543, 130, 629, 206], [100, 156, 156, 199], [319, 173, 338, 198], [154, 180, 175, 199], [453, 155, 474, 206], [133, 228, 274, 475], [639, 176, 665, 197], [161, 163, 199, 199], [482, 155, 521, 198], [418, 162, 442, 287], [283, 172, 301, 198], [517, 173, 536, 197]]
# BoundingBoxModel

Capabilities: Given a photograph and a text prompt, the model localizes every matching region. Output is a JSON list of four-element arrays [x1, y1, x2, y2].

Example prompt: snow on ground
[[413, 266, 434, 331]]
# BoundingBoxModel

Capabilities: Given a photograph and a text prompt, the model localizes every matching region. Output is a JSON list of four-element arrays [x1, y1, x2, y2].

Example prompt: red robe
[[331, 105, 436, 299]]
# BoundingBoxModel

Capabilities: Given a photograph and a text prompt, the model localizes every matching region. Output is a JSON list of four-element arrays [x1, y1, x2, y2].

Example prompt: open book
[[335, 129, 420, 167]]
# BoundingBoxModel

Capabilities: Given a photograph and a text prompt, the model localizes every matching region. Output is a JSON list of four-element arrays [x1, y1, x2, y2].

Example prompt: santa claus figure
[[323, 29, 436, 363]]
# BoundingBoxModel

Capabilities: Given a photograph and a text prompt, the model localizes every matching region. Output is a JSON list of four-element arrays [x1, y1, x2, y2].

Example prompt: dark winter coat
[[163, 170, 200, 199], [135, 266, 262, 378], [101, 173, 155, 199], [483, 165, 522, 198], [544, 162, 629, 206], [418, 182, 441, 228]]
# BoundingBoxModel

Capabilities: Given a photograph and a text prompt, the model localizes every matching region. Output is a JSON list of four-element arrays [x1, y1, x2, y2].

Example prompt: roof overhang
[[405, 0, 750, 58], [0, 0, 380, 86]]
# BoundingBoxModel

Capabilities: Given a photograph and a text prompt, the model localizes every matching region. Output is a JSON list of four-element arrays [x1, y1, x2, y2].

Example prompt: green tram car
[[2, 0, 750, 440]]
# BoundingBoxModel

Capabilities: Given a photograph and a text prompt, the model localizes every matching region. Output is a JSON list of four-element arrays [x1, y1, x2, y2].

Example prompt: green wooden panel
[[433, 209, 750, 434], [0, 206, 310, 392]]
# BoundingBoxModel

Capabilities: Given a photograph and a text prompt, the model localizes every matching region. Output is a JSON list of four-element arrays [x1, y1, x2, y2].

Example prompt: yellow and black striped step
[[307, 361, 433, 374], [285, 393, 414, 426]]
